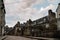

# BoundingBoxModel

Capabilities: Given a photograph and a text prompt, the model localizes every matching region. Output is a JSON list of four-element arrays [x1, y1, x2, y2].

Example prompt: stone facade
[[7, 3, 60, 38], [7, 21, 25, 36], [0, 0, 6, 36], [24, 19, 32, 36], [48, 10, 57, 32], [7, 10, 57, 38], [56, 3, 60, 30], [7, 10, 57, 37]]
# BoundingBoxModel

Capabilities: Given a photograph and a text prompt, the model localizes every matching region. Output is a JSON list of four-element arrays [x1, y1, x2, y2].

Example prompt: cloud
[[4, 0, 20, 4], [31, 4, 56, 20], [40, 4, 56, 11], [4, 0, 45, 8], [47, 0, 59, 4], [5, 4, 56, 27], [4, 0, 57, 27], [6, 20, 18, 27], [48, 0, 56, 2]]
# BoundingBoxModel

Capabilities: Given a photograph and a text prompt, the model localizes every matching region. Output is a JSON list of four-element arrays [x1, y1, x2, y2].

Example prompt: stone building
[[31, 16, 49, 37], [4, 25, 13, 35], [0, 0, 6, 36], [23, 9, 57, 37], [30, 10, 57, 37], [7, 10, 57, 38], [43, 10, 57, 37], [7, 10, 57, 37], [6, 3, 60, 38], [7, 21, 25, 36], [48, 10, 57, 32], [56, 3, 60, 30], [24, 19, 32, 36], [53, 3, 60, 38]]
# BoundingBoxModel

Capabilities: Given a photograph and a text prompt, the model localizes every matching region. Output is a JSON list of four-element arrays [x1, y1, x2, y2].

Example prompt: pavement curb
[[0, 36, 7, 40]]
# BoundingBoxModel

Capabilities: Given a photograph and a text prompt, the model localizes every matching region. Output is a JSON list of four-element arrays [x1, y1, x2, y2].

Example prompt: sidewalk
[[23, 36, 58, 40], [0, 35, 7, 40]]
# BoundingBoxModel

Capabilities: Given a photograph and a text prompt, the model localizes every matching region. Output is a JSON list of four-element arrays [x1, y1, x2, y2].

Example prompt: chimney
[[58, 3, 60, 5], [48, 9, 52, 15], [56, 3, 60, 12]]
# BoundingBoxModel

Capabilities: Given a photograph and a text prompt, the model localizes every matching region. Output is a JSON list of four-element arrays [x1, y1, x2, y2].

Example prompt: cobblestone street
[[4, 36, 37, 40]]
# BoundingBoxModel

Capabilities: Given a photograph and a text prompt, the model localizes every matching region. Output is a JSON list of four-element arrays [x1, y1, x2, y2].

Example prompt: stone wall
[[0, 0, 6, 36]]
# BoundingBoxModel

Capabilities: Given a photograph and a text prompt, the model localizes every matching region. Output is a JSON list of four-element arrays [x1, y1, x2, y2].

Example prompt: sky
[[4, 0, 60, 27]]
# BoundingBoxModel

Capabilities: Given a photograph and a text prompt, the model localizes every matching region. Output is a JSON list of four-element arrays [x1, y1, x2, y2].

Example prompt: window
[[19, 28, 21, 30], [46, 24, 49, 28], [44, 18, 46, 22]]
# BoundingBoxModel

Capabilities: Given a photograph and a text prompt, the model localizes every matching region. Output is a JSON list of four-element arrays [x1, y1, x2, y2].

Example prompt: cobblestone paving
[[4, 36, 37, 40]]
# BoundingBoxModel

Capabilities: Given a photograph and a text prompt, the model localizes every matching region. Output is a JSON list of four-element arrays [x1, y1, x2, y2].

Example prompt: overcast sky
[[4, 0, 60, 27]]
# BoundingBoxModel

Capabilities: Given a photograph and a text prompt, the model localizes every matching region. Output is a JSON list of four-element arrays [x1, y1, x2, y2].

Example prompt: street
[[4, 36, 37, 40], [3, 35, 60, 40]]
